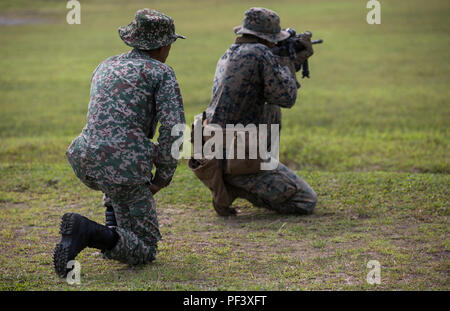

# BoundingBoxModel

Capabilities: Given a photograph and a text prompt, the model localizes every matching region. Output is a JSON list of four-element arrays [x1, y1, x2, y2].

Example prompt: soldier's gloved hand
[[294, 34, 314, 70], [150, 183, 162, 195], [298, 33, 314, 56]]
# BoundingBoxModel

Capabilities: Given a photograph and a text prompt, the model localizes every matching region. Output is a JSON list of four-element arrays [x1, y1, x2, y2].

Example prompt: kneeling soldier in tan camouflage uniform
[[53, 9, 186, 277], [190, 8, 317, 216]]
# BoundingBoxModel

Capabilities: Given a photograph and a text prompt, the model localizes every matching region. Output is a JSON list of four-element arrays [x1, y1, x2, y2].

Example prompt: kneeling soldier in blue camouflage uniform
[[53, 9, 186, 277], [191, 8, 317, 216]]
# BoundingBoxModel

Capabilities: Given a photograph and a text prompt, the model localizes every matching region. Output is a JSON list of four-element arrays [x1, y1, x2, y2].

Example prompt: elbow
[[283, 92, 297, 108], [267, 93, 297, 108], [283, 80, 299, 108]]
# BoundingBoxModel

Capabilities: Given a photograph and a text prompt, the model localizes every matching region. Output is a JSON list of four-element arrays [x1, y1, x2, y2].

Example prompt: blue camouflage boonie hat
[[118, 9, 186, 50], [234, 7, 290, 43]]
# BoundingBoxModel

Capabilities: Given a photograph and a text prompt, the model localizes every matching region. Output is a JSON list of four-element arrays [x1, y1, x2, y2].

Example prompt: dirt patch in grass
[[0, 167, 448, 290]]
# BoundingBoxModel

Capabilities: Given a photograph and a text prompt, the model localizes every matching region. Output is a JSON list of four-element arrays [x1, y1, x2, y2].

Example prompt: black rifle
[[272, 29, 323, 78]]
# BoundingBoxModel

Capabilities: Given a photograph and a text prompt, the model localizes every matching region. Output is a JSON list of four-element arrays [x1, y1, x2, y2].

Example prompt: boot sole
[[53, 213, 76, 278]]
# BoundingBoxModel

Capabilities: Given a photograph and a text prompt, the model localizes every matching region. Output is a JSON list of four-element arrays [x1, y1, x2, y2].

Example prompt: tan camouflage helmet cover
[[234, 7, 290, 43], [119, 9, 186, 50]]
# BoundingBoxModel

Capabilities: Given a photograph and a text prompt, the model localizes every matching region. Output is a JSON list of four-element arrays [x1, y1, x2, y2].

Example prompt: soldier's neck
[[235, 35, 275, 48]]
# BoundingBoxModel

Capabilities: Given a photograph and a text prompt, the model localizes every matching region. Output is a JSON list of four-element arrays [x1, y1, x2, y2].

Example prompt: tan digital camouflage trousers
[[225, 161, 318, 215]]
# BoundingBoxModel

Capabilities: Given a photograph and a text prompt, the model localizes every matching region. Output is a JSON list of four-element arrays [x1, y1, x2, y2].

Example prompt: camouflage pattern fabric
[[72, 174, 160, 264], [67, 48, 185, 187], [233, 7, 290, 43], [204, 8, 317, 214], [225, 162, 317, 215], [261, 103, 282, 152], [66, 13, 185, 264], [101, 183, 160, 265], [119, 9, 185, 51], [205, 42, 298, 127]]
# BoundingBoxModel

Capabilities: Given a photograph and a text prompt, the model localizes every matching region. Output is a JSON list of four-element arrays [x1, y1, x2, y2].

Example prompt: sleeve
[[262, 51, 299, 108], [151, 67, 186, 188], [89, 63, 102, 87]]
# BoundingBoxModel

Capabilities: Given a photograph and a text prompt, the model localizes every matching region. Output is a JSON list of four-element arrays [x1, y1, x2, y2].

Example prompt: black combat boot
[[105, 206, 117, 227], [53, 212, 119, 277]]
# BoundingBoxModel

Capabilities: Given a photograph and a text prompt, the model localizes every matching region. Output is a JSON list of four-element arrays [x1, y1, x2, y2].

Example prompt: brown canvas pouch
[[202, 122, 262, 176], [188, 113, 265, 215], [188, 157, 236, 216], [224, 129, 263, 176], [225, 158, 261, 175]]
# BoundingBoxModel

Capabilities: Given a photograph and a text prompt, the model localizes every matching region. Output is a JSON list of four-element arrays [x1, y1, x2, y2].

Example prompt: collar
[[234, 36, 262, 45], [130, 48, 154, 61]]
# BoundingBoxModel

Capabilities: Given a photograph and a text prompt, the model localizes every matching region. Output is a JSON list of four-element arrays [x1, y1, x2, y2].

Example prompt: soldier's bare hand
[[150, 183, 162, 195]]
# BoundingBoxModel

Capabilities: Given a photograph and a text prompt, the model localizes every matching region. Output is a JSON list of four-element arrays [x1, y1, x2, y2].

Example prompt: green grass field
[[0, 0, 448, 290]]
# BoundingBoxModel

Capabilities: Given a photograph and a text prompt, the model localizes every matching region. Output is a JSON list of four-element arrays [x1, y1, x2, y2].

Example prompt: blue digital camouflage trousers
[[68, 155, 160, 265], [224, 161, 317, 215]]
